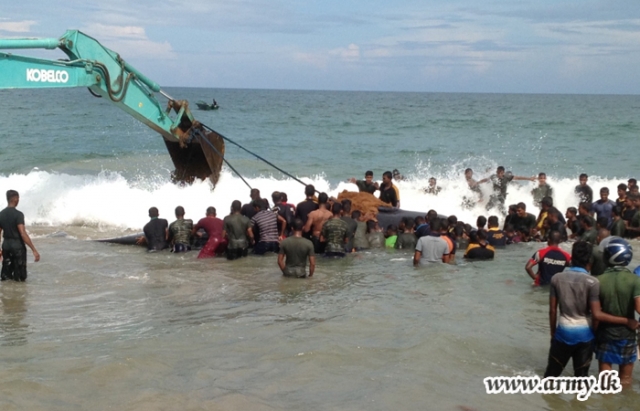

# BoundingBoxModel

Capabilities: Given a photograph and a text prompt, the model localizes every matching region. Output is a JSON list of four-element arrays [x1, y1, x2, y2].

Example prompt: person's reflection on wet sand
[[0, 284, 29, 346]]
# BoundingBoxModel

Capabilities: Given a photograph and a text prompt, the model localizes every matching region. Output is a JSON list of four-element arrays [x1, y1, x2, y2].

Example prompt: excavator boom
[[0, 30, 224, 185]]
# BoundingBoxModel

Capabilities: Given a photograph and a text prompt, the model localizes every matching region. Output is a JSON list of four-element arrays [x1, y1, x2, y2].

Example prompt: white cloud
[[79, 23, 175, 60], [365, 48, 391, 58], [535, 19, 640, 53], [0, 20, 36, 33], [329, 43, 361, 61], [294, 52, 328, 68], [86, 24, 147, 40], [294, 43, 361, 68]]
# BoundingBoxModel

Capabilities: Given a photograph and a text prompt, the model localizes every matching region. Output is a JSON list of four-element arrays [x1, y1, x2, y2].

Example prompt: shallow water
[[1, 233, 640, 410], [1, 88, 640, 409]]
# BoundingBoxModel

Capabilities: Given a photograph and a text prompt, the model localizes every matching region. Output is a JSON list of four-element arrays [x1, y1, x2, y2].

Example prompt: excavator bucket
[[161, 101, 225, 186], [165, 128, 225, 186]]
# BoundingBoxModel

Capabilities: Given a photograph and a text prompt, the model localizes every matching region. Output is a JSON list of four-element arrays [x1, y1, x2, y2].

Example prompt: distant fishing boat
[[196, 100, 220, 110]]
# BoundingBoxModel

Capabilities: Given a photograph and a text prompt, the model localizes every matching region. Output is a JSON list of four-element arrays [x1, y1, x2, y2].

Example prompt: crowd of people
[[2, 165, 640, 386], [128, 167, 640, 277], [135, 166, 640, 386]]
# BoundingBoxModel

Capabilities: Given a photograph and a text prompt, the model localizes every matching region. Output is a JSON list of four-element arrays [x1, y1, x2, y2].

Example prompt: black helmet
[[604, 238, 633, 267]]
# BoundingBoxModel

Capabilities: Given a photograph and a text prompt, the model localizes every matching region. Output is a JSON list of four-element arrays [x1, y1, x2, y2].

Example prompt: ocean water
[[1, 87, 640, 410]]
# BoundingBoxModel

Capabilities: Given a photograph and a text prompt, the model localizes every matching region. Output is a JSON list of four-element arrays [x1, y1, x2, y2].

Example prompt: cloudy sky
[[2, 1, 640, 93]]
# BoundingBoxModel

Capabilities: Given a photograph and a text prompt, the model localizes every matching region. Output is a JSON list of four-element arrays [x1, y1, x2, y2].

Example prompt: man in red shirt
[[193, 206, 227, 258], [525, 231, 570, 286]]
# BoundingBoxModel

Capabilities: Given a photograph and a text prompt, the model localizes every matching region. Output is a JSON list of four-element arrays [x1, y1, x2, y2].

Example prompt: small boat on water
[[196, 100, 220, 110]]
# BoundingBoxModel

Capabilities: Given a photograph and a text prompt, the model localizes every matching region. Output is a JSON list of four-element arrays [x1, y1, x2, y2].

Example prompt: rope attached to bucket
[[200, 123, 311, 189], [192, 128, 253, 190]]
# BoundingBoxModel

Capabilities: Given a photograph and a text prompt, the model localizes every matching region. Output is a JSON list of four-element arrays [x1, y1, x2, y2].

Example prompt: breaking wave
[[0, 166, 632, 230]]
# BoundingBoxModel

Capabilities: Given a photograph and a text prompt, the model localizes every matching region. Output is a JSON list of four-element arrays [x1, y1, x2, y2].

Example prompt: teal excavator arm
[[0, 30, 224, 184]]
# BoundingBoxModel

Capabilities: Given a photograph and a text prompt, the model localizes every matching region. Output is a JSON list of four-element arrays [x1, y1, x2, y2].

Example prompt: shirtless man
[[462, 168, 483, 207], [303, 192, 332, 253], [465, 168, 481, 195]]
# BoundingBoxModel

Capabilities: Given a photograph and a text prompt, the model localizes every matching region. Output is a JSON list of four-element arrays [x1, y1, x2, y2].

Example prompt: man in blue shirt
[[592, 187, 617, 227]]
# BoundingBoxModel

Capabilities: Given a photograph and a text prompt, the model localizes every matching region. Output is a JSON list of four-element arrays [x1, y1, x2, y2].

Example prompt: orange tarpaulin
[[337, 190, 390, 219]]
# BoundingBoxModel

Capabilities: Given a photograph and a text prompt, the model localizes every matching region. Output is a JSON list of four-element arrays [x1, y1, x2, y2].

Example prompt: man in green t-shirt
[[610, 206, 626, 238], [348, 170, 378, 194], [395, 218, 418, 250], [223, 200, 254, 260], [278, 219, 315, 278], [531, 172, 553, 207], [595, 238, 640, 387]]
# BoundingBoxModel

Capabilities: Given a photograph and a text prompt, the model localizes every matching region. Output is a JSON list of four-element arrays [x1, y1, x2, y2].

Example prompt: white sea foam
[[0, 168, 630, 230]]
